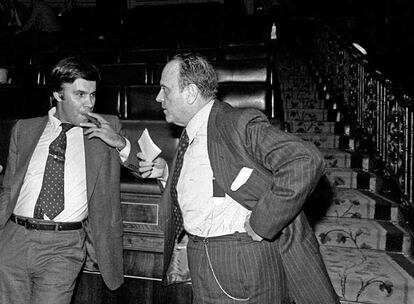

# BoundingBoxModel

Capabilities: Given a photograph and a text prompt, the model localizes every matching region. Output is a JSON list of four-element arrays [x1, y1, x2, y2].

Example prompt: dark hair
[[172, 53, 218, 100], [49, 56, 101, 93]]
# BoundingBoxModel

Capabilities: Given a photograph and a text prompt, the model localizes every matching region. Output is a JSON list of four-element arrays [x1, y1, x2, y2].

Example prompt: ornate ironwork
[[313, 21, 414, 207]]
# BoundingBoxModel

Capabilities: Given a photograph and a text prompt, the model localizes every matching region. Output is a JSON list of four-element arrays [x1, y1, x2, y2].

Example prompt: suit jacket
[[161, 101, 338, 302], [0, 114, 138, 290]]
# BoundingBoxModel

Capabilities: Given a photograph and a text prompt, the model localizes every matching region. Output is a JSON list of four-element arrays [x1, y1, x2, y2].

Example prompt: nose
[[84, 94, 95, 107], [155, 90, 163, 103]]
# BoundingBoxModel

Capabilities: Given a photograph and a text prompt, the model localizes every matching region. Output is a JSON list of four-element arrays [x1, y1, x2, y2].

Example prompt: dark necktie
[[170, 129, 189, 241], [34, 123, 74, 220]]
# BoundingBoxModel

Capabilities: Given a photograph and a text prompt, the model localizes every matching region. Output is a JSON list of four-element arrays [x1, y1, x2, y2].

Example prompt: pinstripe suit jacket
[[162, 101, 339, 302], [0, 114, 139, 291]]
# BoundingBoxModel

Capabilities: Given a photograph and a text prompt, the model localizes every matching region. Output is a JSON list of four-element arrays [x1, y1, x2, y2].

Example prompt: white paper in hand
[[138, 128, 162, 161]]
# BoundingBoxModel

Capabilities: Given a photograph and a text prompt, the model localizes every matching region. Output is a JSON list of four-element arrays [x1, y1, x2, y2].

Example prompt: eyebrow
[[74, 89, 96, 94]]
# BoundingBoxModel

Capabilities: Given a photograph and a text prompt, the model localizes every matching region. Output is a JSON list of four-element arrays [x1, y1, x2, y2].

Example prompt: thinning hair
[[49, 56, 101, 93], [172, 53, 218, 100]]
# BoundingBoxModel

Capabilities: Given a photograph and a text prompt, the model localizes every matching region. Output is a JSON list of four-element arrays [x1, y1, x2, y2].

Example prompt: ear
[[53, 91, 63, 102], [185, 84, 199, 105]]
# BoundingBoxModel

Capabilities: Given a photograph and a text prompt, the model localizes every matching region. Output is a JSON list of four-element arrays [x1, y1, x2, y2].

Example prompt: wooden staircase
[[280, 55, 414, 304]]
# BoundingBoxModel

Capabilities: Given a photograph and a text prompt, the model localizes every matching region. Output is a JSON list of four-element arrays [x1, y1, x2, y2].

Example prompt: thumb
[[136, 152, 146, 160]]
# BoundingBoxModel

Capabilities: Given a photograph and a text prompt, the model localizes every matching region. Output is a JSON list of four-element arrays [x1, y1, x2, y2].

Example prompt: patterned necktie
[[170, 129, 189, 241], [34, 123, 74, 220]]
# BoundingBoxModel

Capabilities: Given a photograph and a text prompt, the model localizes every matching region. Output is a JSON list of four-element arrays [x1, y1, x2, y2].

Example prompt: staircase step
[[279, 73, 314, 87], [288, 120, 336, 133], [282, 95, 324, 109], [315, 217, 410, 254], [286, 108, 329, 121], [321, 148, 369, 170], [326, 189, 400, 221], [279, 73, 314, 84], [322, 246, 414, 304], [326, 168, 381, 191], [280, 80, 315, 92], [279, 55, 414, 304], [296, 133, 350, 149]]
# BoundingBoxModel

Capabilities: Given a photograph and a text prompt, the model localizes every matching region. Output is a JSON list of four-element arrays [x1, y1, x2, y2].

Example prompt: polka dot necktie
[[33, 123, 74, 220], [170, 129, 189, 242]]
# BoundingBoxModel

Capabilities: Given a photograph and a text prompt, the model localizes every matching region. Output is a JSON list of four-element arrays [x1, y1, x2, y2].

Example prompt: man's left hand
[[81, 113, 126, 150], [137, 152, 168, 179]]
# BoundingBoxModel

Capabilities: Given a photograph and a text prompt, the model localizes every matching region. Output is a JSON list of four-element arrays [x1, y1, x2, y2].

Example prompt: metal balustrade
[[312, 22, 414, 209]]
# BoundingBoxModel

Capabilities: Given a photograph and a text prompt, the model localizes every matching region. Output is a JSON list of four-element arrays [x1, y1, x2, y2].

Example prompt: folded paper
[[137, 128, 162, 162]]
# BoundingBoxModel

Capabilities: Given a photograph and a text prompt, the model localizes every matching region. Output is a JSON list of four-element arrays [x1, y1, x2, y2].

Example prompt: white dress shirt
[[14, 108, 129, 222], [178, 101, 251, 237]]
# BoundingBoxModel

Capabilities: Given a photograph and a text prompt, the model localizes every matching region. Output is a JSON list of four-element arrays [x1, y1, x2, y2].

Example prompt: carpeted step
[[285, 108, 330, 121], [322, 246, 414, 304], [282, 97, 325, 110], [288, 120, 336, 133], [326, 188, 400, 221], [295, 133, 351, 149], [321, 148, 369, 170], [314, 217, 411, 254], [326, 168, 382, 191], [279, 81, 315, 92], [282, 94, 324, 109], [279, 72, 314, 84]]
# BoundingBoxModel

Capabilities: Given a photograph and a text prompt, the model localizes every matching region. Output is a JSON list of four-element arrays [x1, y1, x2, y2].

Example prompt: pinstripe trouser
[[187, 232, 290, 304]]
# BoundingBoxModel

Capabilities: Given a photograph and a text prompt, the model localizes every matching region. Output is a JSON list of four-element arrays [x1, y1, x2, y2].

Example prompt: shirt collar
[[48, 107, 62, 132], [186, 100, 214, 143], [47, 107, 81, 133]]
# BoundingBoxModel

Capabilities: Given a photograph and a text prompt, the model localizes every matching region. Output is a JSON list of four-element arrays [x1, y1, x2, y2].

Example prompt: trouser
[[187, 232, 290, 304], [0, 219, 86, 304]]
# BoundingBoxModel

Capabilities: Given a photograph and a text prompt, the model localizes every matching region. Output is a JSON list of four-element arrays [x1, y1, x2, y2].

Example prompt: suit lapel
[[20, 117, 48, 167], [7, 117, 48, 212], [84, 135, 107, 203], [14, 117, 48, 192], [207, 101, 236, 195]]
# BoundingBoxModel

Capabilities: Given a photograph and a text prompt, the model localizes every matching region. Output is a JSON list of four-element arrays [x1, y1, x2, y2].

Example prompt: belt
[[188, 232, 249, 242], [10, 214, 85, 231]]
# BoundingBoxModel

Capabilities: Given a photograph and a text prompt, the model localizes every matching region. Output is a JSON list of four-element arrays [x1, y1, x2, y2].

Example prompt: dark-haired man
[[137, 53, 339, 304], [0, 57, 138, 304]]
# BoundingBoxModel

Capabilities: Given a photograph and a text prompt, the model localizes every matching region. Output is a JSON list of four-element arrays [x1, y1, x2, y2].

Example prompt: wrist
[[116, 136, 126, 151]]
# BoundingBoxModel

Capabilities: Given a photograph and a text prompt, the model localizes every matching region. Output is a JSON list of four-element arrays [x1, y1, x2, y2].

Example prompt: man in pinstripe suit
[[137, 53, 339, 304]]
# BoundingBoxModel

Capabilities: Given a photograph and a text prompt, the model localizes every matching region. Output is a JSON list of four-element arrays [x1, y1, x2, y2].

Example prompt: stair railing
[[311, 22, 414, 214]]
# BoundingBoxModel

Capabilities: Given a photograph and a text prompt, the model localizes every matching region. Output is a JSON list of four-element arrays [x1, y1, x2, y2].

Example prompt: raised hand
[[81, 113, 126, 150]]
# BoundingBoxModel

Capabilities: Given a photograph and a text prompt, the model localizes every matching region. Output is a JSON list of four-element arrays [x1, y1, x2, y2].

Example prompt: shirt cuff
[[157, 164, 169, 187], [118, 137, 131, 163]]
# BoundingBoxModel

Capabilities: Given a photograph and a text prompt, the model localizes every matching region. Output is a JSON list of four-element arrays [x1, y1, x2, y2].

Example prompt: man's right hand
[[137, 152, 167, 179]]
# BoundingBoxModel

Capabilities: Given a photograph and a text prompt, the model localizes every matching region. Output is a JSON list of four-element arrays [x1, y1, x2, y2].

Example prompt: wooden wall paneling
[[72, 272, 193, 304]]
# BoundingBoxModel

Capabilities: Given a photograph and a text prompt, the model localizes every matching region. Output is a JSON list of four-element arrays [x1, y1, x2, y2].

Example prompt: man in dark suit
[[137, 53, 339, 303], [0, 57, 138, 304]]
